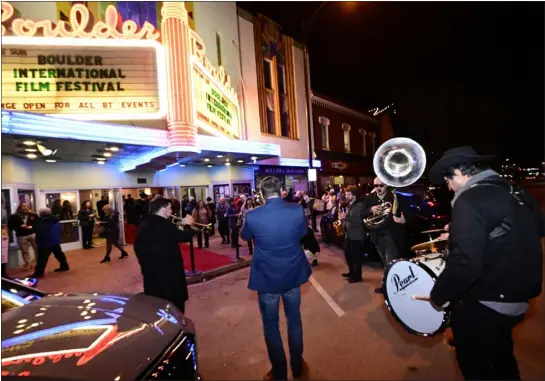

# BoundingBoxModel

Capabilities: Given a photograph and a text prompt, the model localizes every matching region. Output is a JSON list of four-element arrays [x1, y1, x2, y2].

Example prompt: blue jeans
[[258, 287, 303, 381]]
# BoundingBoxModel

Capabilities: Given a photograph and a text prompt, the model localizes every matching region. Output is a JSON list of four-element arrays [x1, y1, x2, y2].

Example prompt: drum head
[[383, 260, 447, 336]]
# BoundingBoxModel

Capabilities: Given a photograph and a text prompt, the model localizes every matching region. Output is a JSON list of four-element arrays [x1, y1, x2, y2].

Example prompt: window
[[277, 65, 289, 137], [263, 58, 276, 134], [216, 32, 222, 66], [359, 128, 367, 156], [318, 117, 330, 151], [263, 59, 273, 90], [342, 123, 351, 153]]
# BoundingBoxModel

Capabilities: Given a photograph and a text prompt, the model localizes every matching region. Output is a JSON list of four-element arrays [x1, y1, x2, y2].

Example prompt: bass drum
[[383, 254, 449, 336]]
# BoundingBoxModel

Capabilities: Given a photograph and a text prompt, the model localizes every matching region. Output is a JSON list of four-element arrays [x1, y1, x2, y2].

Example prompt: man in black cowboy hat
[[428, 146, 544, 380]]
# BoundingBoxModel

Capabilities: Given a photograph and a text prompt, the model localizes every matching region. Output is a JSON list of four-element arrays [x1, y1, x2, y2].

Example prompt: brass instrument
[[363, 137, 426, 230], [332, 204, 345, 237], [170, 215, 212, 232]]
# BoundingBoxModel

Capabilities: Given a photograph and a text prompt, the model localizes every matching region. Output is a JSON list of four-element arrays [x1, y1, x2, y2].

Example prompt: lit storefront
[[1, 1, 318, 263]]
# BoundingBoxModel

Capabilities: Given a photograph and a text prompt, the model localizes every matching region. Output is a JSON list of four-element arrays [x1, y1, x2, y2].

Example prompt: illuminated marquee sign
[[190, 32, 241, 139], [0, 2, 166, 121]]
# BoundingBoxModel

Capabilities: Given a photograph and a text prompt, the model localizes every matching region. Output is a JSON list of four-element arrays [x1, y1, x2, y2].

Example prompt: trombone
[[170, 214, 212, 232]]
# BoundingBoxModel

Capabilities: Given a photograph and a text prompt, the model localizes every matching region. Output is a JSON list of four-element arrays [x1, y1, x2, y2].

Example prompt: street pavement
[[7, 240, 544, 380]]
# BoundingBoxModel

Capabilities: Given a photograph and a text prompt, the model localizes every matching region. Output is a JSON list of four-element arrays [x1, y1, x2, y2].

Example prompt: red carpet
[[124, 223, 137, 245], [179, 243, 233, 271]]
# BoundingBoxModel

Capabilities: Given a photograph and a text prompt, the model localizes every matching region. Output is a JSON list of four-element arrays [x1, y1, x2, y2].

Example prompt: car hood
[[1, 292, 188, 380]]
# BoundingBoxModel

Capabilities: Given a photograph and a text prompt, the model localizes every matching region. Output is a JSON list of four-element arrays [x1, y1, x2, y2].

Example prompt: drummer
[[427, 146, 544, 380]]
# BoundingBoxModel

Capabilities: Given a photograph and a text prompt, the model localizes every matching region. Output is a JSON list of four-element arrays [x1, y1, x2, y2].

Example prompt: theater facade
[[1, 1, 319, 264]]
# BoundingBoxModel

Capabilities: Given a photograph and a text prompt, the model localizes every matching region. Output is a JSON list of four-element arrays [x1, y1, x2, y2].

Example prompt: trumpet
[[169, 215, 212, 232], [191, 222, 213, 232]]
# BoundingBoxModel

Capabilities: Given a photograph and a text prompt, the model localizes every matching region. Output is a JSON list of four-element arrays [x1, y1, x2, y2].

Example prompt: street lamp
[[301, 2, 353, 197]]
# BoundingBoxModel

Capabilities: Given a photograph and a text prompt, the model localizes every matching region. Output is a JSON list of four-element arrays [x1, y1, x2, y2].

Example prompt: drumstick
[[411, 295, 431, 301]]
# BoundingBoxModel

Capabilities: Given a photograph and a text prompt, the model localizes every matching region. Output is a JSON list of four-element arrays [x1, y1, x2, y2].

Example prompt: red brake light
[[427, 201, 436, 207]]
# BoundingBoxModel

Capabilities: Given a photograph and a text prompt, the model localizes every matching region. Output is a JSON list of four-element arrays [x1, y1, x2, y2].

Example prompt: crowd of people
[[3, 144, 543, 381], [133, 145, 543, 381]]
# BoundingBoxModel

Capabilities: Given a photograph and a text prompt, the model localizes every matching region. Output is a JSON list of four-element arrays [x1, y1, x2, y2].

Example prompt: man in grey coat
[[341, 185, 367, 283]]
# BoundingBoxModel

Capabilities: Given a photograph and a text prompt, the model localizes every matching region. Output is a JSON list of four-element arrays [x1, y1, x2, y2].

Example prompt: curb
[[186, 257, 252, 285]]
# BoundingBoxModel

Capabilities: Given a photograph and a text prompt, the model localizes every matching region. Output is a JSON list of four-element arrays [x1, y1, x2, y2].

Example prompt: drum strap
[[469, 180, 525, 240]]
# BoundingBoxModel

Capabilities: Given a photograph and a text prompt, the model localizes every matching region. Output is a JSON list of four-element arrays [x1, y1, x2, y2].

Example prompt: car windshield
[[1, 278, 45, 313]]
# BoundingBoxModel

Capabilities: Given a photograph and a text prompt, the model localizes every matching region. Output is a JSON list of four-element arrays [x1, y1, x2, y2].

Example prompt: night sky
[[238, 1, 544, 166]]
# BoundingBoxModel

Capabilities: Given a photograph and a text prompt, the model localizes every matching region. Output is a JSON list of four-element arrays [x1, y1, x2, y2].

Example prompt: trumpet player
[[192, 200, 212, 249], [362, 177, 410, 294], [134, 196, 193, 314]]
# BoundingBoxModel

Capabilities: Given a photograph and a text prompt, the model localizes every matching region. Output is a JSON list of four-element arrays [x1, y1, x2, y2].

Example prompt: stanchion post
[[185, 231, 201, 277]]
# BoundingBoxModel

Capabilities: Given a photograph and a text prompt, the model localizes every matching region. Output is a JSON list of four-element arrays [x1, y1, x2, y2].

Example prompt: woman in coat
[[191, 200, 212, 248], [98, 205, 129, 263], [239, 198, 255, 255]]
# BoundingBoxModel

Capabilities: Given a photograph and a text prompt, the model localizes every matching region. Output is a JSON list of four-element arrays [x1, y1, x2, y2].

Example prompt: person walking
[[98, 205, 129, 263], [30, 208, 69, 278], [241, 176, 311, 381]]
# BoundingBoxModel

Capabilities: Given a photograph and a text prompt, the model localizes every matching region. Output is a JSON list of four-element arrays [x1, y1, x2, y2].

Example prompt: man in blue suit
[[241, 176, 311, 381]]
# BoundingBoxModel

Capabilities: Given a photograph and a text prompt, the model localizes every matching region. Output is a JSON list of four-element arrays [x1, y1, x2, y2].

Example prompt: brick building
[[311, 93, 394, 194]]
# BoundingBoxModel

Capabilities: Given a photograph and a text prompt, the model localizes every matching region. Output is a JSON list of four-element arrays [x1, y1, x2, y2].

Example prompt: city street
[[7, 236, 545, 380]]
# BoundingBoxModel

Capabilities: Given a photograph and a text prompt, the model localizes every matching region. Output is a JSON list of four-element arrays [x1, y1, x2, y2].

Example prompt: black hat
[[428, 146, 494, 185]]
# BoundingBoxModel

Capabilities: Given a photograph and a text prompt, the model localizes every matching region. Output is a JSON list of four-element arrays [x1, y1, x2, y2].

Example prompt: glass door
[[180, 186, 209, 202], [42, 190, 81, 251]]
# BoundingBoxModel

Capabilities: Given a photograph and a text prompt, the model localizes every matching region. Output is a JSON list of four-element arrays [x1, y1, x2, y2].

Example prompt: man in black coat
[[341, 185, 367, 283], [361, 176, 411, 293], [428, 146, 544, 380], [31, 208, 69, 278], [134, 196, 193, 314]]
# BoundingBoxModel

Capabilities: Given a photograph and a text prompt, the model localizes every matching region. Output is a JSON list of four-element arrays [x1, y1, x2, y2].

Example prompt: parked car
[[1, 278, 200, 380]]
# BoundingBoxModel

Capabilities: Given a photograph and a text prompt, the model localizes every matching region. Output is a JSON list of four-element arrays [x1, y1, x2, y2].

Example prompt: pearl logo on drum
[[391, 266, 418, 294]]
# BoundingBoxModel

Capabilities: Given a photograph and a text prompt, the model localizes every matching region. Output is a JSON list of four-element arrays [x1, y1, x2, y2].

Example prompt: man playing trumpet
[[134, 196, 193, 314]]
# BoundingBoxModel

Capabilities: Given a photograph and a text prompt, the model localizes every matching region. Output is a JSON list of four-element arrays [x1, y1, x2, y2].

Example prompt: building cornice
[[312, 95, 379, 124]]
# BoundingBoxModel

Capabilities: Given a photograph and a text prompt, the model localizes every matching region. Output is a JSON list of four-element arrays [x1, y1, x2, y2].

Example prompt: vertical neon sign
[[161, 2, 197, 147]]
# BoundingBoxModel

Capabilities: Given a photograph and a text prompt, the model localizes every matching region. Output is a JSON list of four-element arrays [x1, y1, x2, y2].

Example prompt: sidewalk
[[6, 233, 253, 292]]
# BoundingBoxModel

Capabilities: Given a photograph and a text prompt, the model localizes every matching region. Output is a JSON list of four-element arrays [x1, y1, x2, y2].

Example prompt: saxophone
[[332, 204, 345, 237]]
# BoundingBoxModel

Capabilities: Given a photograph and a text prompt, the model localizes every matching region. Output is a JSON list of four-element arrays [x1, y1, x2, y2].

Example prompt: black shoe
[[54, 267, 69, 272], [120, 252, 129, 259], [29, 273, 44, 278], [100, 257, 111, 263], [342, 273, 351, 278], [312, 259, 318, 267], [349, 278, 363, 283], [205, 244, 209, 248], [374, 287, 384, 294]]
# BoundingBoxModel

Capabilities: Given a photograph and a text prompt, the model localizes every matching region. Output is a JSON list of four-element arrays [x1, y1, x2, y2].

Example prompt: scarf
[[451, 169, 499, 207]]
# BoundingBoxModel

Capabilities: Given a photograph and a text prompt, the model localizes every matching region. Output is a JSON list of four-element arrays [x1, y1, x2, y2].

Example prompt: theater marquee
[[1, 2, 166, 121]]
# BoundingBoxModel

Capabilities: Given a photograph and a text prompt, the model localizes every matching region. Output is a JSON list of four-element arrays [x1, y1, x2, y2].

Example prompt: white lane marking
[[309, 275, 345, 318]]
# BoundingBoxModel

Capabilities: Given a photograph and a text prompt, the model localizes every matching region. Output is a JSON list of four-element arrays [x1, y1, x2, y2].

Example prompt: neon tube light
[[1, 37, 167, 121], [119, 136, 281, 172], [119, 145, 202, 172], [1, 2, 160, 40], [196, 135, 280, 156], [278, 158, 322, 168], [2, 110, 169, 147]]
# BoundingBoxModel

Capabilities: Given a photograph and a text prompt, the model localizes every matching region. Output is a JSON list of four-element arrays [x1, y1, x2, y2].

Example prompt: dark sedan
[[1, 278, 200, 380]]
